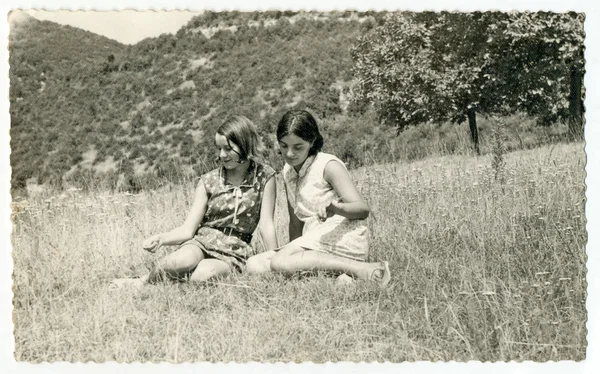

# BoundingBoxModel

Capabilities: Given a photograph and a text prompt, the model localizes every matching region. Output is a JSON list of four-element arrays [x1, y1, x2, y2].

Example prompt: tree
[[350, 11, 586, 154], [351, 13, 434, 126], [488, 12, 585, 138]]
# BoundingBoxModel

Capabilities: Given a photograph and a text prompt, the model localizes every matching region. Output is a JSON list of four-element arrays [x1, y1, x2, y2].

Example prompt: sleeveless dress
[[182, 161, 276, 271], [282, 152, 369, 261]]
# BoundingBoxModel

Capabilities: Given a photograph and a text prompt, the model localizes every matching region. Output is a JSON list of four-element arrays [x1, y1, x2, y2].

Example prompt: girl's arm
[[257, 177, 278, 251], [143, 181, 209, 251], [288, 200, 304, 241], [321, 160, 370, 220]]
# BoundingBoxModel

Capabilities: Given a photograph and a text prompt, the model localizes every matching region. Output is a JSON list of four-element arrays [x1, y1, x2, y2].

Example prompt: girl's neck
[[293, 155, 312, 173], [226, 160, 251, 185]]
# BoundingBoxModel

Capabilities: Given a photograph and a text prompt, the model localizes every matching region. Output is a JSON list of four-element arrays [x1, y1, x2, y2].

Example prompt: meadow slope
[[11, 142, 587, 362]]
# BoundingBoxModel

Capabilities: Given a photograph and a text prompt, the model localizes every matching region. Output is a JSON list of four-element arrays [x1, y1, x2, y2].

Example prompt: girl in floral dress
[[247, 110, 391, 287], [111, 115, 276, 288]]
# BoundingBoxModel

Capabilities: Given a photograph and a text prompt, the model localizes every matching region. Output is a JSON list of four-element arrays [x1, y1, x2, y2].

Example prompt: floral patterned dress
[[282, 152, 369, 261], [182, 161, 275, 271]]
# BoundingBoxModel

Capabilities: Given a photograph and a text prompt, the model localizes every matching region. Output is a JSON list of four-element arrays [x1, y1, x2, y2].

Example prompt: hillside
[[9, 11, 385, 192], [9, 11, 573, 193], [9, 15, 129, 189]]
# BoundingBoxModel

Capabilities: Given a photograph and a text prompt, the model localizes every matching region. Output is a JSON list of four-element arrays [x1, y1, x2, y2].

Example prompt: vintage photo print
[[1, 0, 598, 372]]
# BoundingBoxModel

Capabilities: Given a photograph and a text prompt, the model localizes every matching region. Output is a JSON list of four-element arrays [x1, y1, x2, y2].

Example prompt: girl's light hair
[[217, 115, 266, 162]]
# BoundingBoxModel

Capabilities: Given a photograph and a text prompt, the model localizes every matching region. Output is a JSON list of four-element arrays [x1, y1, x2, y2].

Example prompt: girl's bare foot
[[108, 277, 146, 291], [335, 273, 354, 286], [368, 261, 391, 288]]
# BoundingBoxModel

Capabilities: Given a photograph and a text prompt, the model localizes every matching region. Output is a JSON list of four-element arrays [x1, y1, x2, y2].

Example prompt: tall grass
[[320, 112, 572, 170], [11, 142, 586, 362]]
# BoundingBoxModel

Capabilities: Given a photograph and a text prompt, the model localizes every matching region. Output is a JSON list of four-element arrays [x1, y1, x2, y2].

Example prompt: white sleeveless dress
[[282, 152, 369, 261]]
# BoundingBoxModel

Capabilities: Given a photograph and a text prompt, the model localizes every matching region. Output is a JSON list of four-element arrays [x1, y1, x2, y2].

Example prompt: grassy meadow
[[10, 142, 587, 362]]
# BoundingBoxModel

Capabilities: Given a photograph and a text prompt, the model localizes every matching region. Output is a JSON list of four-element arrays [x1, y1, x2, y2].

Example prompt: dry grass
[[11, 142, 587, 362]]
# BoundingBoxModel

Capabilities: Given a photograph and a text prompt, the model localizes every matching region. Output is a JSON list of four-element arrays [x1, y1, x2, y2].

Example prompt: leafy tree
[[487, 12, 585, 137], [350, 11, 585, 154], [351, 13, 442, 126]]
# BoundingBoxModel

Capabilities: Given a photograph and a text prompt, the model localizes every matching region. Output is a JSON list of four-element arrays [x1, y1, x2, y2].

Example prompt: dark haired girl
[[247, 110, 390, 286]]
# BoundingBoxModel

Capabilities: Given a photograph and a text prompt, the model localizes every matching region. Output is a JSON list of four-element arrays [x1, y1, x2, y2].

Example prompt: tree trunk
[[569, 65, 584, 140], [467, 107, 480, 155]]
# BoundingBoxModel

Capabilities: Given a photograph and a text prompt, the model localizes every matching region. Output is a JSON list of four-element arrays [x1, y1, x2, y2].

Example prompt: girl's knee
[[246, 251, 275, 275], [160, 244, 203, 272], [270, 252, 292, 272], [245, 256, 261, 274], [270, 245, 304, 272], [189, 259, 230, 282]]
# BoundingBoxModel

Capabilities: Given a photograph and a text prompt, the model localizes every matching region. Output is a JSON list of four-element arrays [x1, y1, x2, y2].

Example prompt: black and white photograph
[[1, 0, 598, 371]]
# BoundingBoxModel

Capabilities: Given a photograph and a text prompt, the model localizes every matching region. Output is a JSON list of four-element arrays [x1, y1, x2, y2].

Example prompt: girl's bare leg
[[270, 244, 389, 284], [246, 250, 277, 275], [110, 244, 206, 290], [147, 244, 205, 283], [189, 259, 231, 282]]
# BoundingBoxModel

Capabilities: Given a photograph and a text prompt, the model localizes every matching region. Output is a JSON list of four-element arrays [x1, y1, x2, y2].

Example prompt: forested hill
[[9, 11, 382, 191], [9, 14, 130, 184], [9, 11, 583, 193]]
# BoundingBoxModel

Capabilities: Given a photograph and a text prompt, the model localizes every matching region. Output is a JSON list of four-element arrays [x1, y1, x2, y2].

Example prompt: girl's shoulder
[[252, 161, 277, 189], [315, 152, 339, 162], [198, 168, 222, 189], [201, 167, 221, 180], [314, 152, 346, 171], [255, 161, 276, 178]]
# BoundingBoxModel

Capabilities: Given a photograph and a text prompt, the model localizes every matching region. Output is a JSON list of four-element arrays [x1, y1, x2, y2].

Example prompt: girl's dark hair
[[217, 115, 266, 162], [276, 109, 324, 156]]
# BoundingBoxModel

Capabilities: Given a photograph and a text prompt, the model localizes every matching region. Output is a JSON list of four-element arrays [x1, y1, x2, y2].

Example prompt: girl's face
[[215, 133, 242, 169], [278, 134, 312, 168]]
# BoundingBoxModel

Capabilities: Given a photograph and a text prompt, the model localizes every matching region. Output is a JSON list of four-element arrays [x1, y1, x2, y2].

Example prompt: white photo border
[[1, 1, 597, 373]]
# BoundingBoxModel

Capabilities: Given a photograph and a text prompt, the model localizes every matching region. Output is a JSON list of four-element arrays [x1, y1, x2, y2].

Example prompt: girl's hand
[[142, 234, 162, 253], [317, 200, 340, 222]]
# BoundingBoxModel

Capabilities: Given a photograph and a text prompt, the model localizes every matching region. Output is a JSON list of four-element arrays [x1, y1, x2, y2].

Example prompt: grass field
[[10, 142, 587, 362]]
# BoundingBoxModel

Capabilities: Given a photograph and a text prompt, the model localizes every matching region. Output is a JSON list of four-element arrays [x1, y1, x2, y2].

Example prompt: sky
[[1, 1, 600, 374], [12, 9, 201, 44]]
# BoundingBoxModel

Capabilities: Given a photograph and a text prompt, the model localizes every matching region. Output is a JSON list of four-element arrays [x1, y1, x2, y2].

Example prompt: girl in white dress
[[247, 110, 390, 287]]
